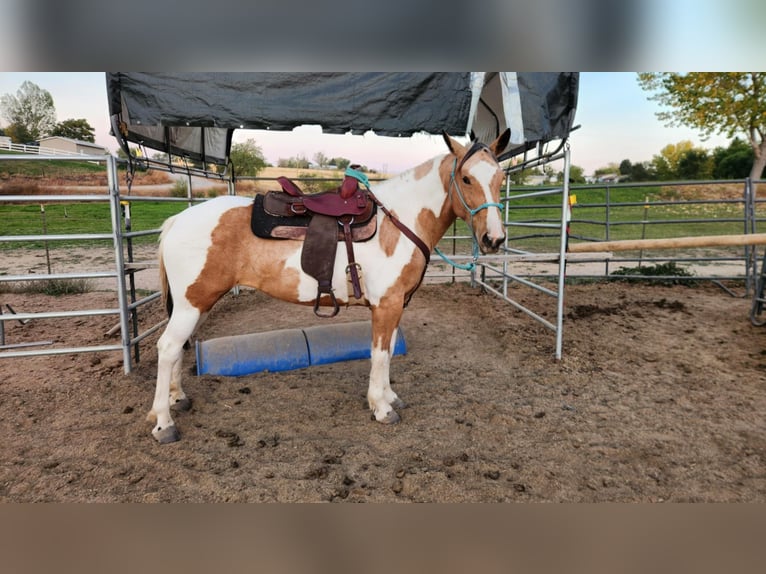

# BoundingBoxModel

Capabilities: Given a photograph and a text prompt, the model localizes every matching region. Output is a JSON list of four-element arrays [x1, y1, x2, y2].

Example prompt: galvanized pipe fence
[[1, 154, 133, 368], [432, 160, 765, 358], [0, 154, 204, 373], [563, 178, 764, 288], [3, 152, 764, 369]]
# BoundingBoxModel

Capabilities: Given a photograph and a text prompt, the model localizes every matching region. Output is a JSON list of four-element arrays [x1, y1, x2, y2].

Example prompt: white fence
[[0, 139, 106, 158]]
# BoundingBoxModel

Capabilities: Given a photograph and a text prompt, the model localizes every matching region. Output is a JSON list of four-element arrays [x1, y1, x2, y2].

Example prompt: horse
[[148, 128, 510, 443]]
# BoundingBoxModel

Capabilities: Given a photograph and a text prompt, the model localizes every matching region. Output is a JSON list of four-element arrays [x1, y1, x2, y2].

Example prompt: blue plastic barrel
[[195, 321, 406, 377], [303, 321, 406, 366], [196, 328, 310, 376]]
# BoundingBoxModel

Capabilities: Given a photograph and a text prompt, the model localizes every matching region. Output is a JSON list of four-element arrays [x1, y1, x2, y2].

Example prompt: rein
[[434, 142, 504, 271], [345, 167, 430, 307], [345, 167, 431, 266]]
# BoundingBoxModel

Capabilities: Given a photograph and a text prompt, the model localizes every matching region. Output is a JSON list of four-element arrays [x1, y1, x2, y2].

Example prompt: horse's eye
[[462, 176, 471, 185]]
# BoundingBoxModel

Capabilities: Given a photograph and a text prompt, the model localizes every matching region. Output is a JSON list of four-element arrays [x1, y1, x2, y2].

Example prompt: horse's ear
[[442, 131, 467, 158], [489, 128, 511, 158]]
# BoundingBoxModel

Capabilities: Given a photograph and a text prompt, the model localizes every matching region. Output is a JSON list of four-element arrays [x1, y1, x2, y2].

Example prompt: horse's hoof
[[391, 397, 408, 410], [153, 425, 180, 444], [172, 397, 192, 412], [379, 410, 401, 425]]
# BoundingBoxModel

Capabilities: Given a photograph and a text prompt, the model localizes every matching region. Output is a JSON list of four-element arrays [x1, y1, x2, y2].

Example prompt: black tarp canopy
[[107, 72, 578, 166]]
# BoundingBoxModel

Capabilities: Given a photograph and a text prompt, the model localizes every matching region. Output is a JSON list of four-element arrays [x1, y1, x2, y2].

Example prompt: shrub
[[170, 179, 188, 198], [611, 261, 696, 286], [0, 278, 92, 295]]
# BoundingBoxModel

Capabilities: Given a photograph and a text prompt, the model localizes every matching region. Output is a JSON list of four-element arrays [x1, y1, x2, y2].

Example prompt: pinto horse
[[148, 129, 510, 443]]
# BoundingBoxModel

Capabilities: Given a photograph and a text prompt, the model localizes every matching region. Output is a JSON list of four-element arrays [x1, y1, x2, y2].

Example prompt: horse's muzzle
[[481, 232, 505, 253]]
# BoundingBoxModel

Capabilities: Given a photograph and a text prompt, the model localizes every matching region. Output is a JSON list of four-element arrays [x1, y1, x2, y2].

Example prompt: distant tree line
[[276, 153, 370, 172], [594, 138, 761, 183]]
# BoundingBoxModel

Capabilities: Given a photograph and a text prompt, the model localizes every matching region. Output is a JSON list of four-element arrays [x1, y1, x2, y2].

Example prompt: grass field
[[1, 154, 761, 256], [0, 201, 186, 249], [503, 183, 758, 253], [0, 161, 388, 249]]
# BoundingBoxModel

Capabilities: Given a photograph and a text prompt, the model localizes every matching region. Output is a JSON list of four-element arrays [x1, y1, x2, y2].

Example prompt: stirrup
[[314, 290, 340, 318]]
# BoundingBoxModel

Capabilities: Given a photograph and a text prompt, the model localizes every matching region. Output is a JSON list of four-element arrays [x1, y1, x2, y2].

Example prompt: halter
[[435, 142, 504, 271]]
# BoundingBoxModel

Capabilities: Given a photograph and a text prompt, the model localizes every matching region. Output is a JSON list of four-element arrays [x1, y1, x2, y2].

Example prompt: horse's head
[[442, 128, 510, 254]]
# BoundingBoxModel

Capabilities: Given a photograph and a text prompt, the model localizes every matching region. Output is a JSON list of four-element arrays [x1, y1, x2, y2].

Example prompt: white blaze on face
[[467, 160, 505, 240]]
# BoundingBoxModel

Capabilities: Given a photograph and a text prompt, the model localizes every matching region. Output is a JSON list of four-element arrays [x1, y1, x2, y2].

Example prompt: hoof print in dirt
[[215, 429, 244, 447]]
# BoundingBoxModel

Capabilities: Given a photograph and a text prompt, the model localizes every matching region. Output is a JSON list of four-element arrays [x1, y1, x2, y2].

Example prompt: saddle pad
[[251, 194, 311, 239], [251, 194, 378, 242]]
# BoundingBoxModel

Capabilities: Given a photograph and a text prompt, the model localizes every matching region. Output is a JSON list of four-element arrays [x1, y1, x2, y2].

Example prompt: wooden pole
[[568, 233, 766, 253]]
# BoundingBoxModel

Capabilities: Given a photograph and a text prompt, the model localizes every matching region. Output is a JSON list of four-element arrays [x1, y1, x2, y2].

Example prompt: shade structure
[[107, 72, 579, 165]]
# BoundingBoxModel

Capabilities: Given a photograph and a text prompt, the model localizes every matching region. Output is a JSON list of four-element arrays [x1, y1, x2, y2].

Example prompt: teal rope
[[434, 246, 476, 271], [344, 167, 370, 189], [469, 202, 503, 215]]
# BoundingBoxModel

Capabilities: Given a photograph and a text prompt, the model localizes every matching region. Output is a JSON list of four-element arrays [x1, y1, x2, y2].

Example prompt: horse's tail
[[158, 215, 177, 318]]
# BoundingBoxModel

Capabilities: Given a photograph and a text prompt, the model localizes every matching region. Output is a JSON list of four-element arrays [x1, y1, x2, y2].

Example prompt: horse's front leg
[[369, 301, 406, 424]]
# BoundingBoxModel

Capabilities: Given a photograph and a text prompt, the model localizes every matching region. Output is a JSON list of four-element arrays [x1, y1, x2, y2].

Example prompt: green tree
[[629, 161, 653, 182], [331, 157, 351, 170], [651, 141, 694, 181], [230, 138, 267, 176], [4, 123, 34, 144], [556, 164, 586, 184], [51, 118, 95, 142], [711, 138, 755, 179], [676, 148, 711, 180], [638, 72, 766, 180], [313, 151, 329, 168], [593, 163, 620, 178], [614, 159, 654, 182], [0, 81, 56, 142]]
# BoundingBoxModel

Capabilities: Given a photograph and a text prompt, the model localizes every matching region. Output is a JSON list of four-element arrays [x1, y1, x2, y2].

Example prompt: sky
[[0, 72, 734, 176]]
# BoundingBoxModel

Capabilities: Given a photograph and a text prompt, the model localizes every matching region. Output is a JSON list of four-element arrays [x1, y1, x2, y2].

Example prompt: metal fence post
[[107, 155, 133, 373], [554, 146, 571, 360]]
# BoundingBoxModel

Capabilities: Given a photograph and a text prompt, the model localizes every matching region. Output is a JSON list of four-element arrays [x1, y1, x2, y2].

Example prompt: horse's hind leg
[[368, 301, 406, 424], [148, 305, 201, 443], [168, 311, 212, 412]]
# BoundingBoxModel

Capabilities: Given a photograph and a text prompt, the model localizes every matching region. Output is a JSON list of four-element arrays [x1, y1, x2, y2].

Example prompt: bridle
[[436, 141, 505, 270]]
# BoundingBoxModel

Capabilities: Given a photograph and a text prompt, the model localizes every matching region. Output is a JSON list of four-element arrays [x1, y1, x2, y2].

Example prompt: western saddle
[[250, 170, 377, 317]]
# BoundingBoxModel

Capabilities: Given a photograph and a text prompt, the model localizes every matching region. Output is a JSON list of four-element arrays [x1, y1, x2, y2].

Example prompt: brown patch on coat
[[371, 299, 404, 352], [438, 154, 457, 195], [489, 168, 504, 193], [413, 158, 435, 181], [185, 206, 302, 311], [378, 214, 401, 257], [370, 250, 430, 351], [369, 250, 428, 350], [415, 201, 453, 252]]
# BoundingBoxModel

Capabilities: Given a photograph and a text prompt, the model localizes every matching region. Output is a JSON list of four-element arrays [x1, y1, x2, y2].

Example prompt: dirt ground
[[1, 269, 765, 502]]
